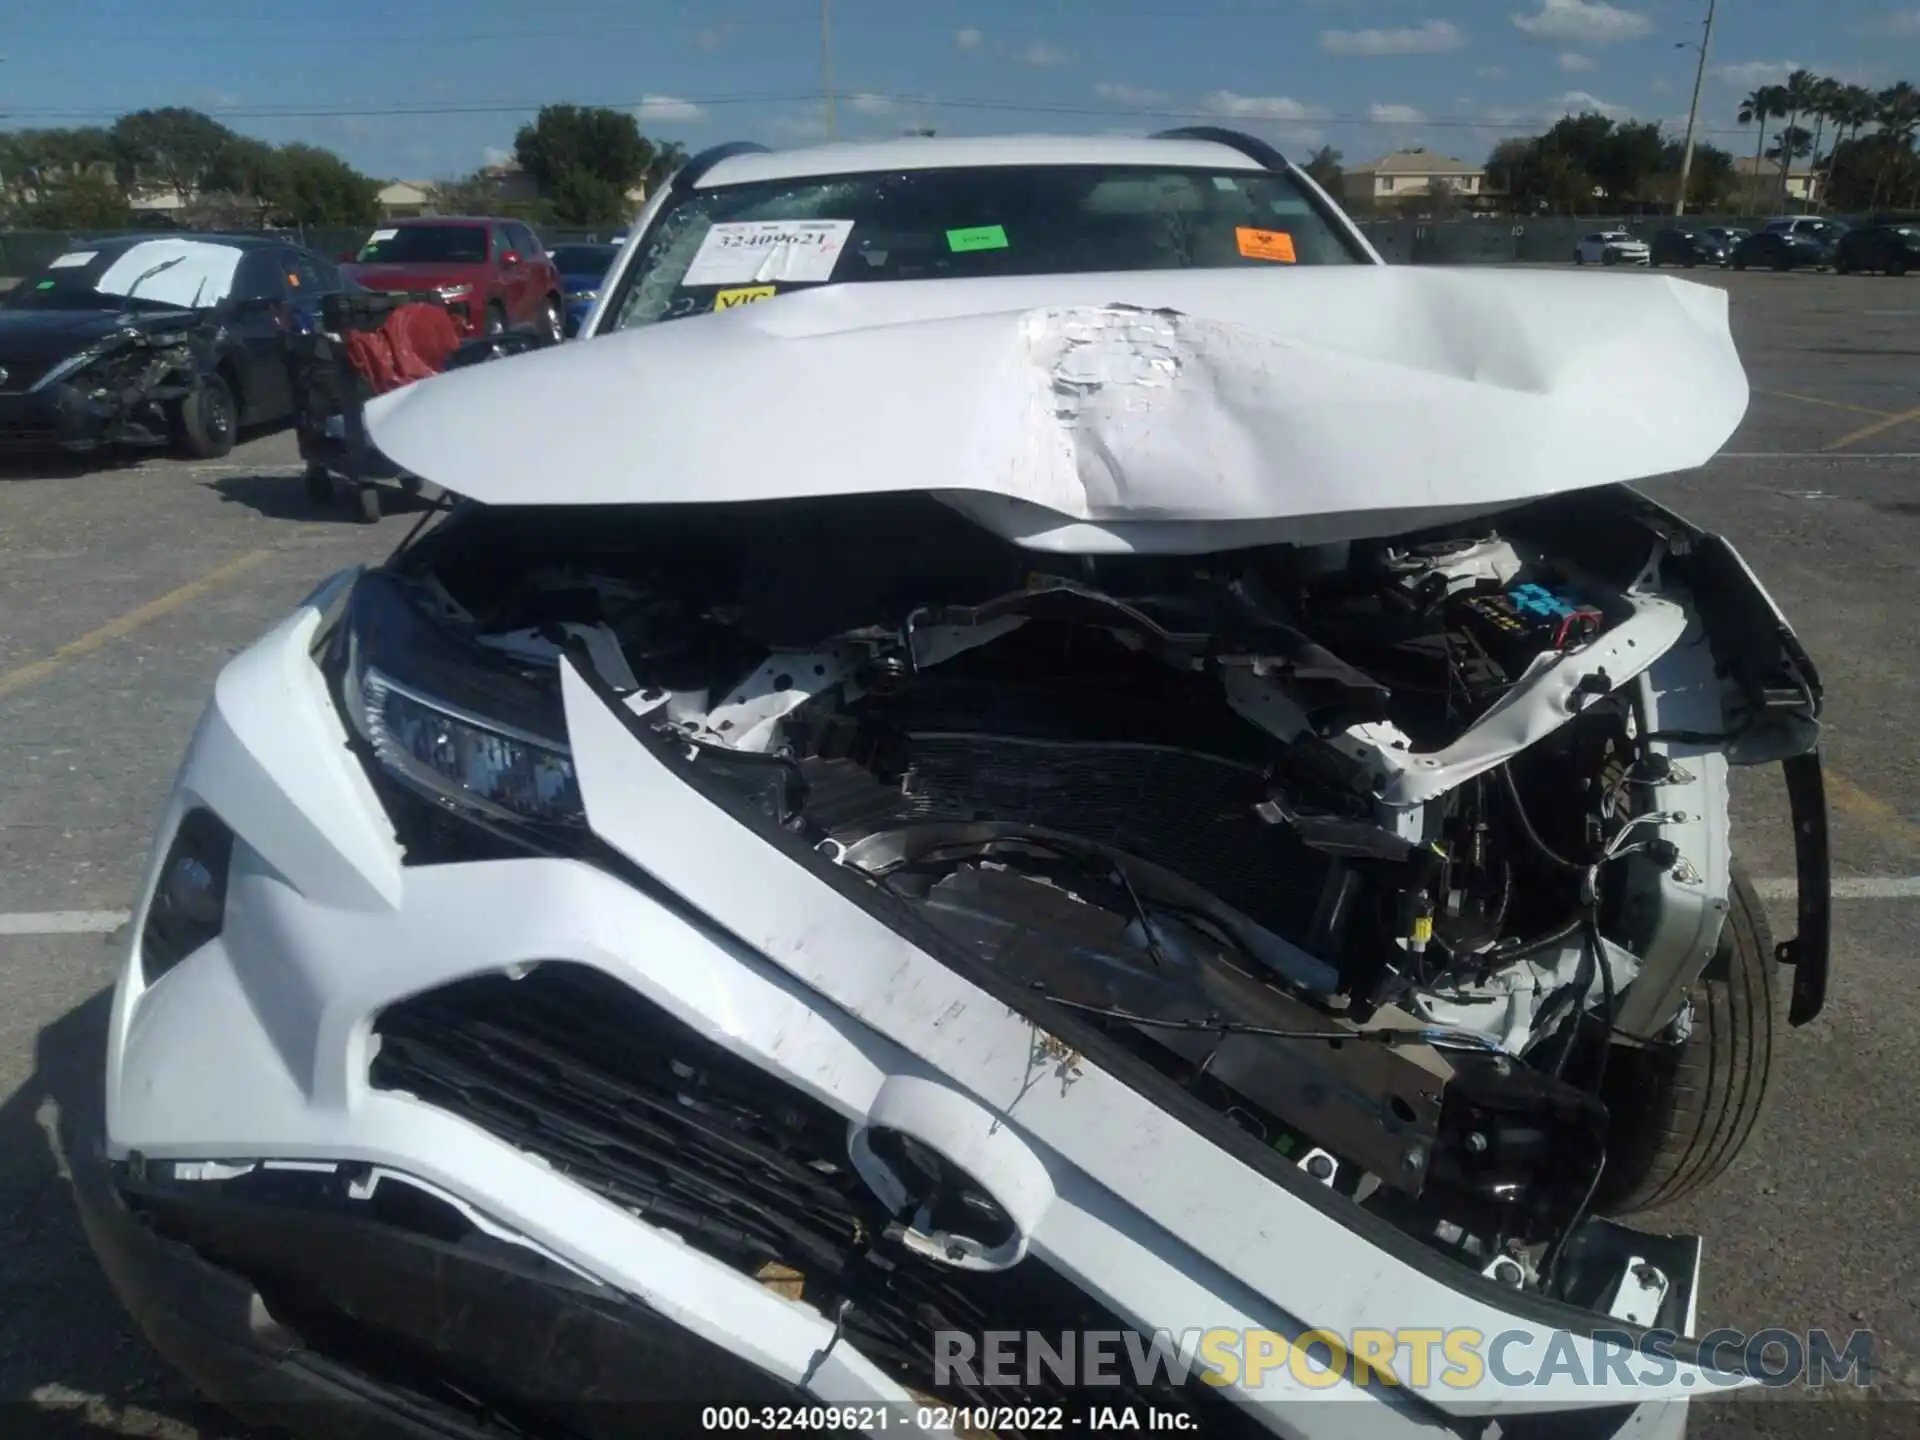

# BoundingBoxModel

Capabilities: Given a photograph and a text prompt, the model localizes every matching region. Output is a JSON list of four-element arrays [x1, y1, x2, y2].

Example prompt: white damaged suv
[[74, 131, 1830, 1439]]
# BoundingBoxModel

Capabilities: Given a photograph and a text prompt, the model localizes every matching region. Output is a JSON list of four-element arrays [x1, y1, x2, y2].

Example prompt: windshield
[[605, 163, 1363, 332], [3, 239, 240, 312], [356, 225, 489, 264], [550, 244, 617, 275]]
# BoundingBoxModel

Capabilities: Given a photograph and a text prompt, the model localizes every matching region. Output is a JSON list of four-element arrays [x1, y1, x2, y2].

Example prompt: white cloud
[[847, 92, 896, 115], [1553, 89, 1633, 119], [1320, 20, 1465, 56], [634, 95, 707, 124], [1201, 91, 1325, 122], [1369, 103, 1427, 123], [1010, 39, 1071, 68], [1097, 81, 1172, 107], [1558, 52, 1596, 72], [1511, 1, 1652, 47], [1477, 64, 1506, 77], [1651, 76, 1673, 93], [1710, 60, 1798, 89], [954, 27, 984, 52], [482, 146, 513, 167]]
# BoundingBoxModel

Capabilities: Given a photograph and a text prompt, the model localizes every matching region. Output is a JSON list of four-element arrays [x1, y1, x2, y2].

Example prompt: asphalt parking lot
[[0, 268, 1915, 1437]]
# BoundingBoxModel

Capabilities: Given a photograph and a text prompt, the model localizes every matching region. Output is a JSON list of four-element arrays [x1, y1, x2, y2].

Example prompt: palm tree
[[1773, 69, 1821, 210], [1737, 86, 1780, 209], [1804, 76, 1840, 212], [1824, 83, 1879, 205], [1868, 82, 1920, 211]]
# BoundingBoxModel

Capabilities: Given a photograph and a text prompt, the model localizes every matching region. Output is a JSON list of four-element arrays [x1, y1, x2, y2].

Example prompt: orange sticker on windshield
[[1236, 227, 1297, 263], [714, 285, 777, 309]]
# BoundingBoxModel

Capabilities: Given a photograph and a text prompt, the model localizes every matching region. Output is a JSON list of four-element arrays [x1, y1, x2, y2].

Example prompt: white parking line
[[1, 880, 1915, 937], [0, 910, 130, 936], [1753, 876, 1920, 901]]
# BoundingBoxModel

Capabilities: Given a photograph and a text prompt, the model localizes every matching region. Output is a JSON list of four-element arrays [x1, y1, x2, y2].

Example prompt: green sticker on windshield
[[947, 225, 1009, 253], [36, 279, 56, 289]]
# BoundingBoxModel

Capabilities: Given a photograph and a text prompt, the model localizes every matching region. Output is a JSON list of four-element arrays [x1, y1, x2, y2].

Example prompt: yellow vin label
[[714, 285, 778, 309]]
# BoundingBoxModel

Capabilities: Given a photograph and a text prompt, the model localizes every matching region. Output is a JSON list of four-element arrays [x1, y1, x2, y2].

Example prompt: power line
[[0, 90, 1776, 141]]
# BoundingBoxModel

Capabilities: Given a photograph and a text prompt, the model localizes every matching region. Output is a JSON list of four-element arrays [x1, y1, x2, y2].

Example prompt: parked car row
[[0, 218, 629, 460], [1573, 216, 1918, 276]]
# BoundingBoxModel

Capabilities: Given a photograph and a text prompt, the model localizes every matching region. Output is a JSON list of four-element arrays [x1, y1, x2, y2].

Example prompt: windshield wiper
[[118, 255, 187, 315]]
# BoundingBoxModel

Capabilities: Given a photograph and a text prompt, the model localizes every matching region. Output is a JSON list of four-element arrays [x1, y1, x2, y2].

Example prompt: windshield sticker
[[714, 285, 778, 310], [48, 251, 97, 269], [368, 228, 399, 243], [946, 225, 1009, 253], [683, 220, 855, 285], [1236, 227, 1297, 263], [36, 279, 56, 289]]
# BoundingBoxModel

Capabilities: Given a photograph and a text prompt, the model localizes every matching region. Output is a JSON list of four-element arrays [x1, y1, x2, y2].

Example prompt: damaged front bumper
[[82, 572, 1771, 1438]]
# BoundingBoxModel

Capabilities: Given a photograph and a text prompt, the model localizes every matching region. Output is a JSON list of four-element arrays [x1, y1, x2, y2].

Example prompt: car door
[[222, 249, 294, 424], [492, 223, 530, 324], [508, 222, 549, 323]]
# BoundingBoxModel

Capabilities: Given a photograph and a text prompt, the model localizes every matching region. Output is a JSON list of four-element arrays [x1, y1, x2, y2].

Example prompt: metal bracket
[[1607, 1258, 1670, 1327]]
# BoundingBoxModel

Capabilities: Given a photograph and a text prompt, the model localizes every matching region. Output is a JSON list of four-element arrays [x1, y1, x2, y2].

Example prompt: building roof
[[697, 133, 1272, 188], [1351, 149, 1482, 176]]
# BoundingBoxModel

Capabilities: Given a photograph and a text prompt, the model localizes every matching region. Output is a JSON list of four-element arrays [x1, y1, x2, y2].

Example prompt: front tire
[[178, 373, 236, 459], [483, 302, 507, 337], [1597, 864, 1776, 1215], [541, 295, 564, 344], [1889, 254, 1909, 277]]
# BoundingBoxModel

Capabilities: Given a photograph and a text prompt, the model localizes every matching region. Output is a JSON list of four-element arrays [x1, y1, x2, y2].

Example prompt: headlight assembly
[[335, 572, 584, 830]]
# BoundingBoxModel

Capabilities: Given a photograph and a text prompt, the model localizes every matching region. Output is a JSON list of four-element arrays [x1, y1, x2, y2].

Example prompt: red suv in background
[[342, 218, 565, 342]]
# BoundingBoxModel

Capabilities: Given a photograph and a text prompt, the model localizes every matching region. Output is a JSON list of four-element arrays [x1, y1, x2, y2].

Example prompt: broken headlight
[[335, 571, 584, 829]]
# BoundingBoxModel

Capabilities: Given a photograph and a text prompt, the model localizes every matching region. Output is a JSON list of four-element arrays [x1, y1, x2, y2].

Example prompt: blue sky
[[5, 1, 1918, 181]]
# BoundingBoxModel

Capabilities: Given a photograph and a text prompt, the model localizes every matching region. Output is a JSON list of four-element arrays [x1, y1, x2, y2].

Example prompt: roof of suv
[[692, 133, 1276, 189]]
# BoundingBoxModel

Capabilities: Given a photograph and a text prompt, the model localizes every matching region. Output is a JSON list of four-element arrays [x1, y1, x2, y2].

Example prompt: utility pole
[[1672, 0, 1717, 216], [821, 0, 837, 141]]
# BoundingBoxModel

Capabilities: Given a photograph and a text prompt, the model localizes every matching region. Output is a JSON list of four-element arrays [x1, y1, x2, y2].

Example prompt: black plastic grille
[[371, 964, 1270, 1434]]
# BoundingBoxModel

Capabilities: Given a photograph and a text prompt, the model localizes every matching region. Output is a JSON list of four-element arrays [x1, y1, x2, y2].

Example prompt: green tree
[[547, 166, 631, 226], [1737, 85, 1784, 207], [1772, 70, 1821, 208], [22, 170, 134, 229], [513, 104, 653, 192], [1592, 120, 1665, 202], [262, 144, 381, 226], [109, 107, 238, 200], [1302, 145, 1344, 195], [0, 126, 118, 208]]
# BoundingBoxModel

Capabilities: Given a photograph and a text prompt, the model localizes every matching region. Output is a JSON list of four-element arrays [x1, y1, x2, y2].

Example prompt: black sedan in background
[[1729, 229, 1835, 272], [1834, 223, 1920, 276], [1650, 228, 1728, 267], [0, 233, 353, 458]]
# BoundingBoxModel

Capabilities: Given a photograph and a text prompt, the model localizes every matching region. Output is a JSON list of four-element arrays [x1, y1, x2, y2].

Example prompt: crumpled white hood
[[365, 266, 1747, 552]]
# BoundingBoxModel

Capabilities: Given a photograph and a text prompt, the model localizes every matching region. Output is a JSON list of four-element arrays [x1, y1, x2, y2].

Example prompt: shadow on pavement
[[205, 473, 428, 526], [0, 990, 261, 1438]]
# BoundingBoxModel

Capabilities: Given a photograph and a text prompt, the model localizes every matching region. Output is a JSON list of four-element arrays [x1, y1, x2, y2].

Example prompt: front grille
[[371, 964, 1269, 1434]]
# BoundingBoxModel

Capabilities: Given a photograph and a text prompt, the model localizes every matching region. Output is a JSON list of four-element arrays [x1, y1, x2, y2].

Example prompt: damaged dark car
[[0, 234, 350, 459]]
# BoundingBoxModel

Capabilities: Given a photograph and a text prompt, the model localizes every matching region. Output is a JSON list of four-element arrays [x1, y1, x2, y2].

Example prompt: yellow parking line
[[1821, 402, 1920, 452], [0, 548, 275, 702], [1828, 770, 1920, 857], [1757, 389, 1893, 418]]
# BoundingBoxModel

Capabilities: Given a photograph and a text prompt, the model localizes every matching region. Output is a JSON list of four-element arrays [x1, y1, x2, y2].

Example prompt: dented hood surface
[[364, 266, 1748, 552]]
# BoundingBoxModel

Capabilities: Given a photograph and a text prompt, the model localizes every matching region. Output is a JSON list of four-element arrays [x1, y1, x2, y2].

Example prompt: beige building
[[1343, 149, 1486, 204], [376, 181, 438, 218], [1733, 156, 1823, 204]]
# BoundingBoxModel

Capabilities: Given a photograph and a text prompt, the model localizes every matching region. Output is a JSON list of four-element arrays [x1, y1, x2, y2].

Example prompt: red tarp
[[344, 303, 462, 396]]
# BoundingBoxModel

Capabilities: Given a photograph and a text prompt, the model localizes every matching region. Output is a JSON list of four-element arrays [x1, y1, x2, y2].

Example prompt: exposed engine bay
[[37, 314, 227, 451], [336, 487, 1824, 1302]]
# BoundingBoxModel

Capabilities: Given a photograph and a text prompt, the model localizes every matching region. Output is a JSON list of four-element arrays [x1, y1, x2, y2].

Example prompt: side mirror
[[501, 250, 521, 267]]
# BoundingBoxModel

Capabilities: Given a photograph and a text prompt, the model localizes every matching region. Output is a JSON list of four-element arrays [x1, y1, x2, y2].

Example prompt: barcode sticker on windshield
[[683, 220, 855, 285], [48, 251, 97, 269]]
